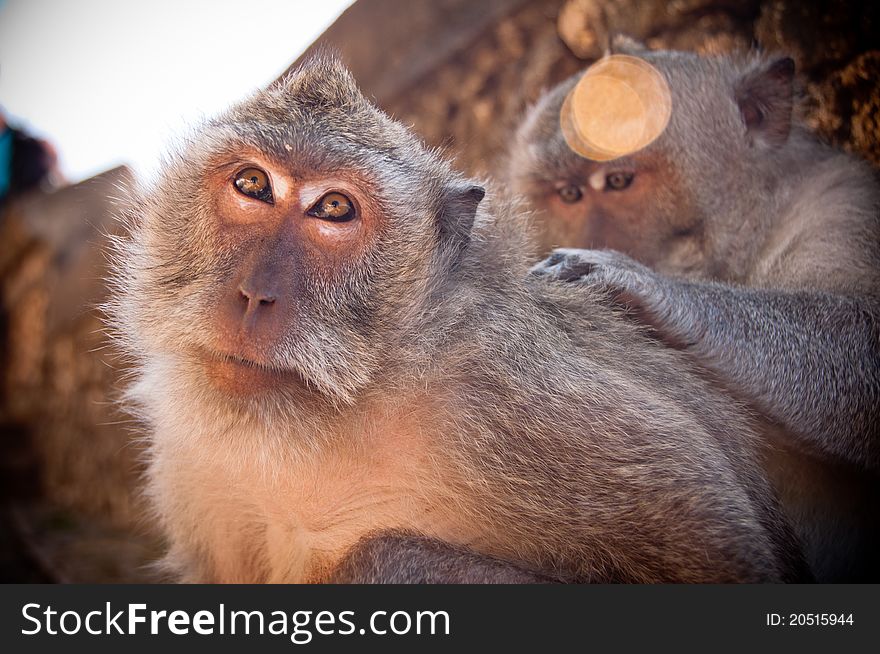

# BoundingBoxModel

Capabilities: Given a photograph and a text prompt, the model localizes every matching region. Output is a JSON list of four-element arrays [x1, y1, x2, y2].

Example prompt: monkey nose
[[221, 281, 285, 343], [238, 285, 277, 311], [226, 271, 287, 339]]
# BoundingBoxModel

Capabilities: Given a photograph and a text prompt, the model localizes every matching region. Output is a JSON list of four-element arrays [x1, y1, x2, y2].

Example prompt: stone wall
[[290, 0, 880, 171]]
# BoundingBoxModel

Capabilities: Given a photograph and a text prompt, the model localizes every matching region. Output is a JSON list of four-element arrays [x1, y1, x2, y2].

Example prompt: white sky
[[0, 0, 353, 182]]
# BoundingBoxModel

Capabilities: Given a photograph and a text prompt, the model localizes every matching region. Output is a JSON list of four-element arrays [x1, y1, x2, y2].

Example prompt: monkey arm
[[655, 282, 880, 472], [327, 532, 556, 584], [534, 248, 880, 472]]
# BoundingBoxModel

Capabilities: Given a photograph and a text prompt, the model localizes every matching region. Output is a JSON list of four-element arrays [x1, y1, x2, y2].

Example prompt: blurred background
[[1, 0, 878, 582]]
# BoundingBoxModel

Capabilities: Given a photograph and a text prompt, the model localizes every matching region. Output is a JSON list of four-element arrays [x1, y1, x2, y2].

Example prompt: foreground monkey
[[510, 43, 880, 580], [108, 57, 807, 583]]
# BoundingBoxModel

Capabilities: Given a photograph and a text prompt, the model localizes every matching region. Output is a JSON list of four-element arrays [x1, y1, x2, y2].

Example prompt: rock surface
[[1, 168, 160, 582], [289, 0, 880, 171]]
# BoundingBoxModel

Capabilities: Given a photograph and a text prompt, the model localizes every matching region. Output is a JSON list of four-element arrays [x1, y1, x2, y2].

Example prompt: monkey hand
[[531, 247, 663, 304], [531, 248, 692, 345]]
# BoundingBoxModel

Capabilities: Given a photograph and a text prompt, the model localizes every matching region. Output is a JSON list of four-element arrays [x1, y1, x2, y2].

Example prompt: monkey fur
[[510, 42, 880, 580], [108, 56, 808, 583]]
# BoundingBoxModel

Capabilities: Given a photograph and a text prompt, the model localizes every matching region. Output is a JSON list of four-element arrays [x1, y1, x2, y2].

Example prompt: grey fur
[[329, 532, 554, 583], [107, 55, 808, 583], [511, 44, 880, 580]]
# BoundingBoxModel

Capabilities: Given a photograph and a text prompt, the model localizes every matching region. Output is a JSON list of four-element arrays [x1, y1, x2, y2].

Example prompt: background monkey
[[108, 56, 807, 583], [509, 42, 880, 580]]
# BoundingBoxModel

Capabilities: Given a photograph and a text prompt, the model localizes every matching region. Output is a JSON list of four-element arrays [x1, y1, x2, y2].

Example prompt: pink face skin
[[198, 152, 382, 395]]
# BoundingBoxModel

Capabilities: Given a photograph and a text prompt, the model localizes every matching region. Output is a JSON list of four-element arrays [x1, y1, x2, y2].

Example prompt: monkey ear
[[735, 57, 795, 148], [438, 182, 485, 262]]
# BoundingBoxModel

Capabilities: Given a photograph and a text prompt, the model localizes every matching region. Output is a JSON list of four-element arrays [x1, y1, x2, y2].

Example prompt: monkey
[[508, 42, 880, 581], [107, 55, 810, 584]]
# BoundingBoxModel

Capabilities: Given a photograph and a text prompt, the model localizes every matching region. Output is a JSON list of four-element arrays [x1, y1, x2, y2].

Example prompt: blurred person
[[0, 111, 62, 205]]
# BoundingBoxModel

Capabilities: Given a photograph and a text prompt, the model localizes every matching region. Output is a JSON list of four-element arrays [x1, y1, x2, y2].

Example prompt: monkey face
[[510, 82, 706, 275], [510, 47, 795, 280], [518, 153, 705, 273], [195, 153, 383, 400], [114, 57, 484, 408]]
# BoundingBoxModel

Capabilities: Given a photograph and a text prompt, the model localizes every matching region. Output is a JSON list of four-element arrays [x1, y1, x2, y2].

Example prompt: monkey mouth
[[197, 349, 304, 395]]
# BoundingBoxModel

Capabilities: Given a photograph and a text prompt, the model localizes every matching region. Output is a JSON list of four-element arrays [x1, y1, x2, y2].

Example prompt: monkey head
[[112, 57, 484, 409], [509, 42, 797, 279]]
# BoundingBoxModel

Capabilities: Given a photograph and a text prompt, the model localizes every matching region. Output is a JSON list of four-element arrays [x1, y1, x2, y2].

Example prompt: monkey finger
[[530, 258, 596, 282], [530, 251, 568, 270], [531, 249, 609, 282]]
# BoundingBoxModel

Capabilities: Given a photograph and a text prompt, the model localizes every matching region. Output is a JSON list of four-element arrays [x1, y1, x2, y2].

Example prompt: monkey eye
[[557, 184, 583, 203], [233, 167, 274, 204], [605, 172, 635, 191], [307, 192, 357, 222]]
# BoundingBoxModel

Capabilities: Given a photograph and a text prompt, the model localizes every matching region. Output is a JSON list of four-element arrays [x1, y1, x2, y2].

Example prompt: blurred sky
[[0, 0, 353, 182]]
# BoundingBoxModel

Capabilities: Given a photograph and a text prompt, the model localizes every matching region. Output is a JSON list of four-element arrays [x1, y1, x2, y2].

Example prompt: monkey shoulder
[[752, 151, 880, 294]]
